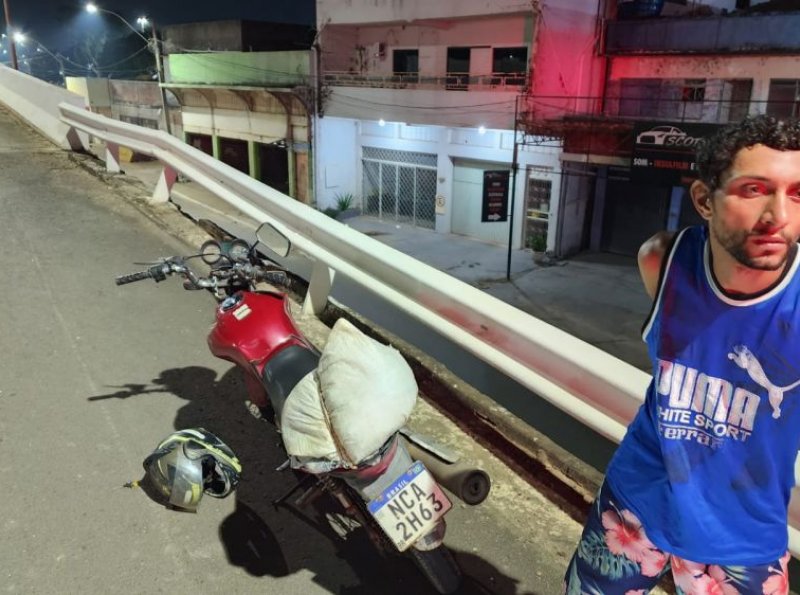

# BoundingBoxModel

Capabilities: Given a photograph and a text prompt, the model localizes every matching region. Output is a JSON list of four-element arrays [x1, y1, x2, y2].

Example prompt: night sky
[[3, 0, 316, 50]]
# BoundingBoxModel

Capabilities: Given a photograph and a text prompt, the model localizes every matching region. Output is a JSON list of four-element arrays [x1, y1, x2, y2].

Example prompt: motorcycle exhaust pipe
[[403, 439, 491, 506]]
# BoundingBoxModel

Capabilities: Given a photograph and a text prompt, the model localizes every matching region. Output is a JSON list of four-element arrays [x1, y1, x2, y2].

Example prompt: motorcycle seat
[[261, 345, 320, 421]]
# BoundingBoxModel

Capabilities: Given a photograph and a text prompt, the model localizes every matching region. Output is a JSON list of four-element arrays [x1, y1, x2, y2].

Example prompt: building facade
[[315, 0, 601, 251], [161, 20, 316, 202], [525, 0, 795, 257]]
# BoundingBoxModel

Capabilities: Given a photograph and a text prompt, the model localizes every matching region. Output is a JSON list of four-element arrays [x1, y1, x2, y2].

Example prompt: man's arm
[[638, 231, 675, 300]]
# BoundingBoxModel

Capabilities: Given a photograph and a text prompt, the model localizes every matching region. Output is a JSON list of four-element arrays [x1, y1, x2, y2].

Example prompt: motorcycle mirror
[[200, 240, 223, 265], [255, 223, 290, 258]]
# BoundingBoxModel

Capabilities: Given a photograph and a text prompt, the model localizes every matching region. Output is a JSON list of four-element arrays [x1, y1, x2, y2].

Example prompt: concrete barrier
[[0, 65, 88, 150]]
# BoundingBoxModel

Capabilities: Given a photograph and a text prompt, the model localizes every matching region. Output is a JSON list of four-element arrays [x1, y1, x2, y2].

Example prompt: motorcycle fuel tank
[[207, 291, 305, 368]]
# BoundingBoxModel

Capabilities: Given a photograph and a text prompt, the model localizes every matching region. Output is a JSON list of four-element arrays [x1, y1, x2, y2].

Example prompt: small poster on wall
[[482, 170, 510, 222]]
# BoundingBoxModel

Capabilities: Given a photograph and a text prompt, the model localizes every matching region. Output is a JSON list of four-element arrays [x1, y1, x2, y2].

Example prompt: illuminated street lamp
[[84, 3, 171, 134], [85, 2, 148, 43]]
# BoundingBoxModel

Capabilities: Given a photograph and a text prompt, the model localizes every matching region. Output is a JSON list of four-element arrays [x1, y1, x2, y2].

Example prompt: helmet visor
[[146, 444, 204, 511]]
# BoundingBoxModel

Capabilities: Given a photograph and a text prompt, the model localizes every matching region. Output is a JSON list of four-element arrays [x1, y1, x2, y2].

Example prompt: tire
[[409, 545, 463, 594]]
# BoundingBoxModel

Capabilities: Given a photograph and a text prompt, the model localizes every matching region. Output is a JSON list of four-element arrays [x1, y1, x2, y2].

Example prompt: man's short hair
[[696, 114, 800, 191]]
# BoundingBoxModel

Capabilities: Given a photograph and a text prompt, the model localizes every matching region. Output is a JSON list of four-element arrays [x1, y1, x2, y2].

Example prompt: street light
[[84, 3, 171, 134], [85, 3, 148, 43]]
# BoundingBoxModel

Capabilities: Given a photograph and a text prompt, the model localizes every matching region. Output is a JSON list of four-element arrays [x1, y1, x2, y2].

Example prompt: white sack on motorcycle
[[281, 318, 418, 468]]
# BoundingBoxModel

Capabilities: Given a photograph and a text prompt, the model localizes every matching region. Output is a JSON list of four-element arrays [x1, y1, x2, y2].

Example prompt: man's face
[[703, 144, 800, 271]]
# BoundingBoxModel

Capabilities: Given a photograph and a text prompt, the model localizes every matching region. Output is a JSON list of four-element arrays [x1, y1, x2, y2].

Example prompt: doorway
[[259, 144, 290, 195]]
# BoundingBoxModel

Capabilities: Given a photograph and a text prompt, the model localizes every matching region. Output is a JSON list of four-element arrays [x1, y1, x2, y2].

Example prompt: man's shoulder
[[637, 228, 704, 299], [638, 231, 677, 270]]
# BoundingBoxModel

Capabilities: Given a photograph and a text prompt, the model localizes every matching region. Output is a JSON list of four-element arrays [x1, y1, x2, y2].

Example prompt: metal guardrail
[[55, 101, 800, 558]]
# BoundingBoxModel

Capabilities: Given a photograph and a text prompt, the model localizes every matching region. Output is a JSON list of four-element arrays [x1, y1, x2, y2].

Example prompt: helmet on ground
[[143, 428, 242, 512]]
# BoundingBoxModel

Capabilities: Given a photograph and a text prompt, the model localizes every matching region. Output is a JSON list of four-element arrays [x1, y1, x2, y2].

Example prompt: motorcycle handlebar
[[115, 264, 168, 286], [115, 259, 288, 291], [115, 269, 154, 285], [259, 270, 289, 287]]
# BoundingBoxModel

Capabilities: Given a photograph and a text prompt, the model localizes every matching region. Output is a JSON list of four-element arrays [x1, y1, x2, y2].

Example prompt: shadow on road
[[89, 365, 534, 595]]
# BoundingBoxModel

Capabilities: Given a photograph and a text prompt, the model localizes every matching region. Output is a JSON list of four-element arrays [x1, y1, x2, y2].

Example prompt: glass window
[[767, 80, 800, 118], [393, 49, 419, 75], [682, 79, 705, 102], [492, 47, 528, 87], [493, 47, 527, 73], [446, 47, 471, 91]]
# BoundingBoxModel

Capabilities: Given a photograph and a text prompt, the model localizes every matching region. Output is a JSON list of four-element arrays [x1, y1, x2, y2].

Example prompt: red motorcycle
[[115, 222, 490, 593]]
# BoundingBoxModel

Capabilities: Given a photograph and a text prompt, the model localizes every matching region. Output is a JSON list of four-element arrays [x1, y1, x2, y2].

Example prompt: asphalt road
[[0, 108, 587, 594]]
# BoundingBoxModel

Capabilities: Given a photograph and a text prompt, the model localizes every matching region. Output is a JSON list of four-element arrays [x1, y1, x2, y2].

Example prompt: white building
[[314, 0, 604, 251]]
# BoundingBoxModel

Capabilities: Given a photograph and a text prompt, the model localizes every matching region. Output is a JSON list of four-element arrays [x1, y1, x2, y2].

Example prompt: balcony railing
[[607, 11, 800, 54], [322, 71, 528, 91], [519, 93, 798, 135]]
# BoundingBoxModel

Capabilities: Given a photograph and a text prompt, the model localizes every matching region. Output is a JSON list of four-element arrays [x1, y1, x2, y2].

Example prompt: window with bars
[[362, 147, 437, 229]]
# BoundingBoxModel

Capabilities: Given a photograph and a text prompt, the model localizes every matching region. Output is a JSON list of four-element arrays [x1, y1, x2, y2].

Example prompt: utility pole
[[150, 19, 172, 135], [2, 0, 18, 70], [506, 95, 521, 281]]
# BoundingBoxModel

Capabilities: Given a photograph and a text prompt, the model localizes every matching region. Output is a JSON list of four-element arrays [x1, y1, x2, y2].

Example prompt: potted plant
[[528, 232, 548, 264], [334, 192, 361, 221]]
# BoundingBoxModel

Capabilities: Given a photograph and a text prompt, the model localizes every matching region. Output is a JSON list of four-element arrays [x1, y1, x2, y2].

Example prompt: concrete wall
[[318, 0, 530, 25], [325, 87, 518, 130], [529, 0, 606, 119], [609, 54, 800, 109], [66, 77, 112, 109], [167, 51, 311, 86], [320, 15, 532, 75], [182, 107, 308, 144], [317, 117, 360, 207], [661, 0, 771, 13], [2, 66, 87, 150]]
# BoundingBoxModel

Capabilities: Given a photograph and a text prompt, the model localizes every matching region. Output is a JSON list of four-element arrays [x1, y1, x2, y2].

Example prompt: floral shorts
[[563, 481, 790, 595]]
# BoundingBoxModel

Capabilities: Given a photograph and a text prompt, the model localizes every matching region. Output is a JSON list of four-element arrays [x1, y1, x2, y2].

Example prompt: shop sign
[[482, 170, 510, 222], [631, 121, 721, 186]]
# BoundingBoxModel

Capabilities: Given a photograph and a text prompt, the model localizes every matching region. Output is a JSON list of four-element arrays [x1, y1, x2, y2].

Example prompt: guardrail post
[[105, 142, 121, 173], [302, 259, 336, 317], [151, 165, 178, 203]]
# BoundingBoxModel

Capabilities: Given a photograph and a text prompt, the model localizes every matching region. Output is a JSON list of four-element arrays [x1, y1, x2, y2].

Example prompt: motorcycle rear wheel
[[409, 545, 463, 594], [338, 482, 463, 593]]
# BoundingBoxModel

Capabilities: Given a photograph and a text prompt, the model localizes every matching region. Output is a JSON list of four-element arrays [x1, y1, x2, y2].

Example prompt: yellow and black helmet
[[143, 428, 242, 512]]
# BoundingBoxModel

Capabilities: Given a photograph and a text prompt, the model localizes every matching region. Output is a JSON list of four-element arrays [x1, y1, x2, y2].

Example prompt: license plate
[[367, 462, 452, 551]]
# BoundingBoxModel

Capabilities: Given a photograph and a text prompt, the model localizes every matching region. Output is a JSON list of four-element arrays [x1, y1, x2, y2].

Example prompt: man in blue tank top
[[564, 115, 800, 595]]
